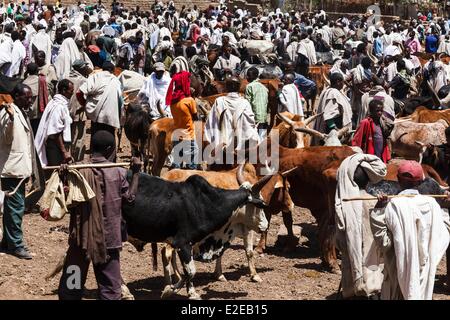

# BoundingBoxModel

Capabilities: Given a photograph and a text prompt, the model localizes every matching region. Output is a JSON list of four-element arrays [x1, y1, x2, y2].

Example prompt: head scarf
[[165, 70, 191, 105]]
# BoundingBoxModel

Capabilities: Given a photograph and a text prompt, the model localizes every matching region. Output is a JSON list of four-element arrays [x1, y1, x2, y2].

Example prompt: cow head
[[276, 112, 322, 148], [292, 122, 349, 146], [236, 164, 272, 210]]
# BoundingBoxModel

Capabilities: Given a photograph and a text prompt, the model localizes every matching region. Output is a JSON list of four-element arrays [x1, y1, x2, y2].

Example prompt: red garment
[[192, 25, 201, 43], [165, 71, 191, 106], [38, 74, 49, 113], [351, 117, 391, 163]]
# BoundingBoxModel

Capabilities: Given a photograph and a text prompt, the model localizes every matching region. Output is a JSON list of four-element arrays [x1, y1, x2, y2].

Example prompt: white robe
[[30, 29, 52, 65], [54, 38, 81, 80], [0, 35, 13, 68], [286, 41, 299, 62], [297, 38, 317, 65], [372, 190, 450, 300], [138, 72, 172, 118], [438, 40, 450, 55], [34, 94, 72, 166], [79, 71, 123, 129], [6, 40, 26, 77], [278, 83, 304, 117], [204, 92, 259, 152], [335, 153, 387, 298], [314, 87, 352, 133]]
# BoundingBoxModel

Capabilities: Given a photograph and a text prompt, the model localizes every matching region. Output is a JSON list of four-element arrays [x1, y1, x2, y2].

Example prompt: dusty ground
[[0, 127, 449, 300]]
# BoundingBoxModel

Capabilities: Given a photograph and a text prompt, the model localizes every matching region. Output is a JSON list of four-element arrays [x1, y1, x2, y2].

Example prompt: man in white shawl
[[204, 76, 259, 162], [297, 33, 317, 66], [54, 36, 82, 80], [278, 73, 304, 118], [371, 160, 450, 300], [138, 62, 172, 119], [438, 35, 450, 56], [35, 79, 74, 166], [335, 153, 387, 299], [30, 24, 52, 65], [0, 24, 13, 73], [78, 61, 122, 158], [313, 72, 352, 144], [5, 31, 26, 77]]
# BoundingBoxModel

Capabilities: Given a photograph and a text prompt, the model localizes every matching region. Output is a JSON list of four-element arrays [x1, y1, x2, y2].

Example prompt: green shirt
[[245, 80, 269, 124]]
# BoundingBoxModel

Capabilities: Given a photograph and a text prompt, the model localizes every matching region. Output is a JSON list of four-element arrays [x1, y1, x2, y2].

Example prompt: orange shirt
[[170, 97, 197, 140]]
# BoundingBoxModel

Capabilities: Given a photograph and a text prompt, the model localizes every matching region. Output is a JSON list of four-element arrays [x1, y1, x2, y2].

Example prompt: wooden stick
[[43, 162, 133, 170], [343, 194, 448, 202], [123, 88, 141, 94]]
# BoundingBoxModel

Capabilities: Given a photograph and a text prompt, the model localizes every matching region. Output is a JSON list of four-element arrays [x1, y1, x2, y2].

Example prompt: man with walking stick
[[370, 160, 450, 300]]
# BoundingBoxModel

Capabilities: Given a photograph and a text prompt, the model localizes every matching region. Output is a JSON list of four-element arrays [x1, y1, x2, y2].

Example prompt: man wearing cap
[[78, 61, 123, 160], [213, 44, 241, 81], [67, 59, 92, 162], [371, 160, 450, 299], [138, 62, 172, 119]]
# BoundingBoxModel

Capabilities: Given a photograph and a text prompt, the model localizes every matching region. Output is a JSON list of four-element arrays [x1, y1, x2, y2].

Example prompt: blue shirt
[[373, 38, 383, 57], [294, 72, 316, 94], [425, 35, 439, 53]]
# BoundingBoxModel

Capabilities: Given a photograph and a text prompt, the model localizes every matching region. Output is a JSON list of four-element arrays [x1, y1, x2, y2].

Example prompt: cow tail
[[151, 242, 158, 271]]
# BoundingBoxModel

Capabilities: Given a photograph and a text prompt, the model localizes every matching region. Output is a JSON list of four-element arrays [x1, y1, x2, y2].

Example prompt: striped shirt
[[245, 80, 269, 124]]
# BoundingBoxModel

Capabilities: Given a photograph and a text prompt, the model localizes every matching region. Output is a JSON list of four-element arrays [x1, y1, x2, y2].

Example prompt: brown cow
[[405, 106, 450, 125]]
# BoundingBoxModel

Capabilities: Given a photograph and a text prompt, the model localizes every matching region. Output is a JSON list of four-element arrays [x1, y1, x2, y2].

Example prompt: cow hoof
[[216, 274, 228, 282], [188, 292, 201, 300], [251, 274, 262, 283], [161, 285, 174, 299]]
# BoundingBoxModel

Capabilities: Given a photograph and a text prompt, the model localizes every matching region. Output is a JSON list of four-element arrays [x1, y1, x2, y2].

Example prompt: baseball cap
[[397, 160, 424, 182]]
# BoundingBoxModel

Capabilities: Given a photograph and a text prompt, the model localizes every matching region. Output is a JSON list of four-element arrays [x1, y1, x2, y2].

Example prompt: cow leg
[[214, 256, 227, 282], [151, 152, 168, 177], [255, 210, 272, 254], [178, 245, 200, 300], [244, 229, 262, 283], [281, 210, 299, 251], [161, 245, 183, 299]]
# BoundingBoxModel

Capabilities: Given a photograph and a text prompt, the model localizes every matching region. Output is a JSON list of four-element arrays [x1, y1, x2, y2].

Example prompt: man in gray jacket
[[0, 84, 37, 259]]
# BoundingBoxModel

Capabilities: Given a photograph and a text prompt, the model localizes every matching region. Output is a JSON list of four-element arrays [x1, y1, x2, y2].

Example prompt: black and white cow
[[122, 172, 272, 299]]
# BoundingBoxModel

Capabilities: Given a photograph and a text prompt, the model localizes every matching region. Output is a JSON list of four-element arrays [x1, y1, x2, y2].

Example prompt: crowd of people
[[1, 0, 450, 301]]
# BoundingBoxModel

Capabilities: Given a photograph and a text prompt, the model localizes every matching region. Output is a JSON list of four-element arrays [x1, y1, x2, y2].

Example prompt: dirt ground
[[1, 128, 449, 300]]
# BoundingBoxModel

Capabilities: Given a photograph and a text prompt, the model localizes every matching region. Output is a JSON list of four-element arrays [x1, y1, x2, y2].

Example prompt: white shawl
[[54, 38, 81, 80], [438, 40, 450, 55], [5, 40, 25, 77], [204, 92, 259, 152], [35, 94, 72, 166], [278, 83, 304, 117], [0, 36, 13, 67], [335, 154, 387, 295], [297, 38, 317, 65], [384, 190, 450, 300], [30, 29, 52, 65], [79, 71, 122, 129], [138, 72, 172, 118]]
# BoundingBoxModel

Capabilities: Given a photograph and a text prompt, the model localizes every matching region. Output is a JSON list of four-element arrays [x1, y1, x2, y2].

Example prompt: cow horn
[[415, 140, 426, 147], [440, 185, 449, 191], [304, 112, 323, 126], [337, 126, 350, 138], [426, 80, 441, 107], [277, 112, 295, 127], [157, 101, 167, 118], [294, 126, 326, 140], [251, 174, 273, 194], [197, 102, 209, 116], [236, 163, 246, 186], [280, 166, 298, 177]]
